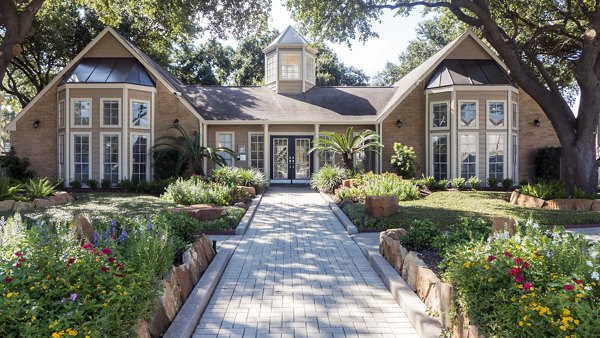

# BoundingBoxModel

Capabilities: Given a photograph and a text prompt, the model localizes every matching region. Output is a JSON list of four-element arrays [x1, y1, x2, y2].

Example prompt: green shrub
[[211, 166, 268, 193], [211, 166, 239, 186], [69, 179, 82, 189], [450, 177, 466, 189], [362, 173, 419, 201], [0, 148, 35, 180], [520, 180, 566, 200], [161, 177, 232, 206], [153, 148, 182, 179], [487, 177, 499, 188], [335, 186, 365, 202], [438, 179, 450, 190], [401, 220, 439, 251], [390, 143, 417, 178], [414, 175, 436, 190], [310, 165, 347, 193], [502, 178, 514, 189], [101, 179, 112, 190], [535, 147, 561, 180], [573, 186, 596, 200], [87, 179, 98, 189], [118, 178, 136, 191], [467, 176, 481, 189], [23, 177, 57, 198], [434, 218, 490, 253], [443, 222, 600, 338], [0, 178, 23, 201]]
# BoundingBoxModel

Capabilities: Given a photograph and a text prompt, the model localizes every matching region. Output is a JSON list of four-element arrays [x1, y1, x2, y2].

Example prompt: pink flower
[[14, 251, 23, 257], [509, 267, 520, 277], [114, 273, 124, 278], [108, 257, 116, 263], [573, 279, 583, 285], [523, 282, 532, 290], [504, 251, 512, 257], [514, 275, 524, 283], [487, 255, 496, 262], [522, 262, 530, 269], [101, 248, 112, 255], [3, 277, 12, 283], [100, 266, 109, 273], [66, 258, 76, 267], [82, 243, 93, 250], [70, 293, 78, 301], [564, 284, 574, 291], [513, 258, 523, 265]]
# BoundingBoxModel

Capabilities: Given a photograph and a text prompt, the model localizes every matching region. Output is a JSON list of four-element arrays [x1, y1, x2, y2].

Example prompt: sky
[[217, 0, 427, 79]]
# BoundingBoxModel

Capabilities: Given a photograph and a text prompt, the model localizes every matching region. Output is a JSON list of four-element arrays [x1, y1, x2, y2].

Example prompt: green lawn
[[342, 191, 600, 229], [0, 192, 177, 224]]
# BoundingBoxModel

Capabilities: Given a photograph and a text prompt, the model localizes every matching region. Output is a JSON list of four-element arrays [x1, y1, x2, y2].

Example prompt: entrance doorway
[[270, 136, 312, 184]]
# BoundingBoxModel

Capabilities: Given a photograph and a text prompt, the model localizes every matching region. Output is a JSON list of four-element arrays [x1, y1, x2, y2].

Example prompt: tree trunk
[[342, 153, 354, 172]]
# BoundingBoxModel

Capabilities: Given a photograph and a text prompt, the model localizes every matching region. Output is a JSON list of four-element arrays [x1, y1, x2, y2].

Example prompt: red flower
[[17, 258, 25, 263], [114, 273, 124, 278], [522, 262, 530, 269], [100, 266, 109, 273], [101, 248, 112, 255], [564, 284, 574, 291], [3, 277, 12, 283], [116, 263, 125, 270], [504, 251, 512, 257], [513, 258, 523, 265], [66, 258, 76, 267], [509, 267, 521, 276], [15, 263, 21, 268], [487, 255, 496, 262], [523, 282, 532, 290], [108, 257, 116, 263], [514, 275, 524, 283], [573, 279, 583, 285], [82, 243, 93, 250], [14, 251, 23, 257]]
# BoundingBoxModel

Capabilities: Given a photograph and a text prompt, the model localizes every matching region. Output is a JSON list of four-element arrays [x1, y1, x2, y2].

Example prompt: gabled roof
[[6, 27, 201, 131], [426, 59, 515, 88], [263, 26, 310, 53], [183, 86, 396, 122], [60, 58, 155, 86], [376, 30, 512, 122]]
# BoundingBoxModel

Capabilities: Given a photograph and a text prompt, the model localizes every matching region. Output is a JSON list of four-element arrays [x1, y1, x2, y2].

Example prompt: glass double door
[[271, 136, 312, 183]]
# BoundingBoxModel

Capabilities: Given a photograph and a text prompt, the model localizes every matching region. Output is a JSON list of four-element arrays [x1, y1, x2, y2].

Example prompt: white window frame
[[512, 101, 519, 129], [430, 101, 450, 130], [486, 133, 507, 181], [458, 100, 479, 129], [100, 98, 122, 128], [486, 100, 507, 129], [430, 133, 450, 180], [130, 133, 150, 181], [71, 132, 92, 183], [279, 51, 301, 80], [248, 132, 264, 170], [458, 132, 479, 179], [130, 99, 151, 130], [266, 56, 276, 83], [306, 54, 316, 84], [70, 98, 92, 128], [216, 131, 235, 167], [58, 133, 65, 181], [58, 100, 65, 128], [512, 134, 519, 183], [100, 132, 121, 185]]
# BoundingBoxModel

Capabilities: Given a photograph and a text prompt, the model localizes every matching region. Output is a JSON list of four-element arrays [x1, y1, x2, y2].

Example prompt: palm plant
[[154, 124, 235, 176], [309, 127, 382, 172]]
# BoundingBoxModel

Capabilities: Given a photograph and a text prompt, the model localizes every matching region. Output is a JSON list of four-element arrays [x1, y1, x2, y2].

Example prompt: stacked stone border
[[380, 231, 482, 338], [0, 191, 75, 211], [235, 193, 263, 235], [510, 191, 600, 211]]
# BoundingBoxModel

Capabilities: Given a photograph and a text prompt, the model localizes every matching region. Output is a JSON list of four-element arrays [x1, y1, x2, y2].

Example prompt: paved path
[[194, 187, 419, 338]]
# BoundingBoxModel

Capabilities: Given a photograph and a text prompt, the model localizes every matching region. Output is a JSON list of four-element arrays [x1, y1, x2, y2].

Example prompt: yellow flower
[[6, 292, 13, 298], [66, 328, 77, 336], [484, 265, 490, 270], [116, 285, 122, 290], [574, 319, 580, 325], [560, 325, 567, 331], [563, 308, 571, 316], [517, 284, 523, 289], [464, 261, 472, 268], [52, 333, 60, 338], [30, 286, 35, 291], [488, 278, 493, 283], [101, 290, 106, 294], [519, 321, 524, 327], [49, 321, 59, 329]]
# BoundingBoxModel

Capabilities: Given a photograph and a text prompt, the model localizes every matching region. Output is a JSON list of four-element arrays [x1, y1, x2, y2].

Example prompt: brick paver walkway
[[194, 187, 419, 338]]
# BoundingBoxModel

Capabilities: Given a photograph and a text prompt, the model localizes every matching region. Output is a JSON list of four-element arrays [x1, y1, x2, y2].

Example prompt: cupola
[[262, 26, 317, 94]]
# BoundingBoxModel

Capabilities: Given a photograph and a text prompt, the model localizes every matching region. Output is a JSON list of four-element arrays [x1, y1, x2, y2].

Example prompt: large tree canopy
[[287, 0, 600, 193]]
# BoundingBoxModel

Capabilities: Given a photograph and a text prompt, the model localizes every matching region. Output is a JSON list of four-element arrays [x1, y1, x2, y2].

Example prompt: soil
[[417, 249, 444, 278]]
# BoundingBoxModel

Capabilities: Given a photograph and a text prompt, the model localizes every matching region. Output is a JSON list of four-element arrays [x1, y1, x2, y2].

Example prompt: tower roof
[[263, 26, 309, 52]]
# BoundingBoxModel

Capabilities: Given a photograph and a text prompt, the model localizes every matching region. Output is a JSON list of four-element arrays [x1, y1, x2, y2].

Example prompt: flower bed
[[381, 221, 600, 337]]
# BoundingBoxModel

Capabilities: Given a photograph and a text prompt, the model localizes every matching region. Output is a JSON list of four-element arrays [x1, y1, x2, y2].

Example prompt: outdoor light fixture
[[33, 120, 40, 129], [396, 119, 403, 128], [173, 118, 179, 126], [533, 119, 541, 128]]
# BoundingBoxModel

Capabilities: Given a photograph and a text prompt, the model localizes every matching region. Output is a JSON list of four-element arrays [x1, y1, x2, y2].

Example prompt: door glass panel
[[295, 138, 310, 179], [273, 138, 288, 179]]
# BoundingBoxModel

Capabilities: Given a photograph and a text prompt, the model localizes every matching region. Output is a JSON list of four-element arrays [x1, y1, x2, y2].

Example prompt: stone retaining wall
[[136, 235, 216, 338], [510, 191, 600, 211], [0, 191, 75, 211], [379, 231, 482, 338]]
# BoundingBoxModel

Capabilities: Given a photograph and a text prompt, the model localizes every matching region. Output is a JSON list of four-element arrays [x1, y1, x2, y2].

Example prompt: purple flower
[[70, 293, 78, 301], [111, 219, 117, 228], [147, 223, 152, 231], [93, 231, 99, 245], [119, 229, 127, 242]]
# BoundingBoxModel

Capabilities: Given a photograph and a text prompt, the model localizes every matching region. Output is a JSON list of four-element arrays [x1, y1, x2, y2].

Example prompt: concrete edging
[[368, 252, 443, 338], [163, 248, 234, 338], [235, 193, 263, 235], [319, 192, 358, 235]]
